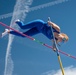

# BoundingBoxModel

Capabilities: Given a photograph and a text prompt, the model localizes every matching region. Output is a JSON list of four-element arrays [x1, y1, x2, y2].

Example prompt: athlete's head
[[60, 33, 69, 42], [57, 33, 69, 43]]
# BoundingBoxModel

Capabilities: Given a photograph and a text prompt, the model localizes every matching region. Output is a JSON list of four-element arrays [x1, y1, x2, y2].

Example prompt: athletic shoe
[[15, 19, 20, 24], [15, 19, 23, 27], [1, 29, 9, 37]]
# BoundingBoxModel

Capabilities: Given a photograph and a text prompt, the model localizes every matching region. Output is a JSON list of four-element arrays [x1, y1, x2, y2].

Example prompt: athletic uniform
[[10, 19, 60, 40]]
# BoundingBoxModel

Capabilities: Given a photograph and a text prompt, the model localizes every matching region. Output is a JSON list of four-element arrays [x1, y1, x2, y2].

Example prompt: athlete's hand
[[53, 47, 56, 52], [47, 21, 52, 26]]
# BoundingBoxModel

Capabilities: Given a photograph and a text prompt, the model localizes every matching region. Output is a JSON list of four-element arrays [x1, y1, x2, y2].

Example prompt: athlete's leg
[[15, 19, 45, 29], [9, 27, 40, 37]]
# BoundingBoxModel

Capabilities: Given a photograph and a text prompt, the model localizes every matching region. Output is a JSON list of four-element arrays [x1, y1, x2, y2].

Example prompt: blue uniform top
[[38, 23, 60, 40]]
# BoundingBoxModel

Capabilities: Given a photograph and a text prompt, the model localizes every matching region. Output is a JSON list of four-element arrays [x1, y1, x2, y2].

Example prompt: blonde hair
[[60, 33, 69, 42]]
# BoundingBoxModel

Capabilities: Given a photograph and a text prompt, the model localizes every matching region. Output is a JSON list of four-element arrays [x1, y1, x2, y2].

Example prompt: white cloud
[[42, 66, 76, 75]]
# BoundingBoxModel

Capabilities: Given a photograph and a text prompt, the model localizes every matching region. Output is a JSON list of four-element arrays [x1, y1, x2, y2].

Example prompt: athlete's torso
[[38, 23, 60, 40]]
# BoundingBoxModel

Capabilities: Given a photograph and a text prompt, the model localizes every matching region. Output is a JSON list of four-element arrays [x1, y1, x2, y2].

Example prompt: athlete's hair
[[60, 33, 69, 42]]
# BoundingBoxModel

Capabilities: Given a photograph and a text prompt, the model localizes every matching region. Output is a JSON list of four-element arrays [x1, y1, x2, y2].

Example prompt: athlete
[[1, 19, 69, 50]]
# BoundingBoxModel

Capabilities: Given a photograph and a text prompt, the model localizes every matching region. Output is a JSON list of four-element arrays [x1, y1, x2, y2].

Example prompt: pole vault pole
[[48, 17, 65, 75]]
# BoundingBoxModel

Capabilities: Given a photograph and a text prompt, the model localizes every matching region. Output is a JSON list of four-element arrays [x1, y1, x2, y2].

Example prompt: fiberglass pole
[[48, 17, 65, 75]]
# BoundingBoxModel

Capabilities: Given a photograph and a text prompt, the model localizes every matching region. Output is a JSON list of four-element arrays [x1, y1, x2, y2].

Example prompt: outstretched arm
[[47, 21, 60, 32], [51, 39, 57, 51]]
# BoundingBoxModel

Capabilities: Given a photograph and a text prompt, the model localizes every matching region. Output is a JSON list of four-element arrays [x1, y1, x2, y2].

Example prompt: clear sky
[[0, 0, 76, 75]]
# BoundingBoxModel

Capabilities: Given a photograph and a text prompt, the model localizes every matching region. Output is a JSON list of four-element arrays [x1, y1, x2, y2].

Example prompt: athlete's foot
[[15, 19, 21, 24], [1, 29, 10, 38], [15, 19, 24, 28]]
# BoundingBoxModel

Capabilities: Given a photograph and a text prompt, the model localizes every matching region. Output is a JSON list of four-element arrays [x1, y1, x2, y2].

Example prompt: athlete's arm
[[48, 21, 60, 32], [51, 39, 56, 51], [51, 39, 60, 51]]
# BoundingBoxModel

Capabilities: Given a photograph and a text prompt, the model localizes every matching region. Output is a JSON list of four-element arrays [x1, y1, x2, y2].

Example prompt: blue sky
[[0, 0, 76, 75]]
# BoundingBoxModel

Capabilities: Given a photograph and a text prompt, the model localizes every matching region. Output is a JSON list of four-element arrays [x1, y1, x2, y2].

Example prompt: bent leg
[[9, 27, 40, 37], [23, 27, 40, 36], [16, 19, 45, 29]]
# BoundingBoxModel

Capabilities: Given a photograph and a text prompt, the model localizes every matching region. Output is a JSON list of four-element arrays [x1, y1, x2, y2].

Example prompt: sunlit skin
[[54, 33, 66, 43], [48, 21, 68, 51]]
